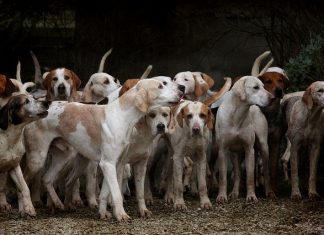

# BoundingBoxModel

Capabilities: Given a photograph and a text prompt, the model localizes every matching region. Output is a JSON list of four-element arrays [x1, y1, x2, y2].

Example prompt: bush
[[284, 35, 324, 92]]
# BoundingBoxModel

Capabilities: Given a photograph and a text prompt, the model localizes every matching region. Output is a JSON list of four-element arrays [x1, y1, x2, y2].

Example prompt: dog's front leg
[[216, 147, 228, 203], [99, 160, 130, 221], [9, 165, 36, 217], [133, 156, 152, 218], [85, 160, 99, 208], [196, 151, 212, 209], [245, 146, 257, 202], [290, 143, 301, 200], [173, 149, 186, 210], [308, 144, 320, 200], [228, 154, 240, 200], [0, 172, 11, 211]]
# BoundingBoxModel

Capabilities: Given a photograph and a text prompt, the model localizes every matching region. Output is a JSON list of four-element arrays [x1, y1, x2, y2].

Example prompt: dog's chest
[[0, 135, 24, 172], [183, 137, 205, 156]]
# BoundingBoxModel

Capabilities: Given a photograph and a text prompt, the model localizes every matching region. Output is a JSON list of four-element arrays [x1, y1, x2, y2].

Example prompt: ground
[[0, 196, 323, 234]]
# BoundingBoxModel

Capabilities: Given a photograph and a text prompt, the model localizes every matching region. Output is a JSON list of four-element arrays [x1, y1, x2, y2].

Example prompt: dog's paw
[[164, 194, 174, 204], [99, 211, 112, 220], [174, 202, 187, 210], [216, 194, 227, 203], [0, 202, 12, 211], [53, 200, 65, 211], [291, 192, 302, 201], [308, 191, 320, 200], [228, 191, 239, 200], [115, 211, 131, 222], [145, 198, 153, 206], [65, 202, 77, 212], [72, 198, 84, 207], [200, 201, 212, 209], [20, 204, 36, 218], [139, 208, 152, 218], [88, 201, 98, 209], [246, 193, 258, 202], [32, 200, 44, 208]]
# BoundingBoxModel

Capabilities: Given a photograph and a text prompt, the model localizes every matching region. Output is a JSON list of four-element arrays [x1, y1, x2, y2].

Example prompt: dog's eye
[[253, 86, 260, 90], [158, 84, 163, 89], [173, 78, 177, 81], [199, 113, 206, 119], [114, 78, 118, 83], [149, 113, 156, 118], [187, 114, 192, 119], [64, 75, 70, 80], [25, 99, 30, 104], [53, 77, 58, 81], [184, 78, 188, 81], [104, 79, 110, 85], [318, 89, 323, 93], [163, 81, 167, 85], [162, 112, 168, 117]]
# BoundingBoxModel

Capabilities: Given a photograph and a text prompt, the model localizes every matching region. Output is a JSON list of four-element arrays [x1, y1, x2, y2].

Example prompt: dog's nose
[[157, 123, 165, 133], [42, 101, 51, 109], [274, 88, 283, 99], [178, 84, 185, 93], [192, 126, 200, 135], [58, 84, 65, 93]]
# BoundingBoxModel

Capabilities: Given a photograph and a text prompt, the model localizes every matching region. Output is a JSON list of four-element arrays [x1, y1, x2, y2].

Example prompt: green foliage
[[284, 35, 324, 92]]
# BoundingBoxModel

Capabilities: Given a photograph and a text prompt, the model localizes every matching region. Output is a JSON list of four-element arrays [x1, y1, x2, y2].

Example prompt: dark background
[[1, 0, 323, 89]]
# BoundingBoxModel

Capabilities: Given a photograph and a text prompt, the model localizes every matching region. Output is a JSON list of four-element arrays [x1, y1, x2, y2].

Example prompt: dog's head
[[82, 72, 121, 102], [302, 81, 324, 109], [0, 94, 50, 130], [176, 101, 214, 136], [145, 106, 172, 136], [232, 76, 274, 107], [42, 68, 81, 101], [258, 67, 289, 99], [173, 71, 214, 98]]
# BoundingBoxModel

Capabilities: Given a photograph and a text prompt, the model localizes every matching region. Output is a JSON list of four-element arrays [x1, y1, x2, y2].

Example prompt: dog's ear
[[232, 78, 246, 101], [81, 82, 93, 102], [135, 87, 149, 112], [119, 79, 139, 97], [0, 102, 9, 130], [70, 70, 81, 89], [201, 73, 214, 88], [135, 116, 147, 131], [302, 86, 313, 109], [167, 107, 175, 130], [42, 72, 52, 91], [194, 74, 209, 97], [176, 107, 185, 128], [282, 74, 290, 90], [2, 76, 18, 97], [206, 109, 215, 130]]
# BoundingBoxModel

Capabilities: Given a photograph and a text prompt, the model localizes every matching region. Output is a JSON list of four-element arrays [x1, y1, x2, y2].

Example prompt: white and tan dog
[[164, 100, 214, 210], [284, 81, 324, 200], [23, 79, 182, 221], [0, 94, 49, 217], [216, 76, 274, 203]]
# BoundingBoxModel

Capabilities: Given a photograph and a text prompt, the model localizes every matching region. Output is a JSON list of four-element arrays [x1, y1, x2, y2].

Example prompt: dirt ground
[[0, 196, 323, 234]]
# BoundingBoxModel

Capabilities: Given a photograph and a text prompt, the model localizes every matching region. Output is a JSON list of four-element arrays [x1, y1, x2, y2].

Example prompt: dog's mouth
[[37, 111, 48, 118]]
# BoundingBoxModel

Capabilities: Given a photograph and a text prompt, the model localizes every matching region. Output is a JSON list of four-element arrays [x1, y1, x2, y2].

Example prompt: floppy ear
[[167, 108, 175, 130], [134, 87, 149, 112], [206, 109, 215, 130], [201, 73, 214, 88], [135, 116, 147, 131], [3, 76, 17, 97], [119, 79, 140, 97], [232, 78, 246, 101], [302, 86, 313, 109], [0, 103, 9, 130], [70, 70, 81, 89], [42, 73, 52, 91], [194, 74, 209, 97], [176, 108, 184, 128], [81, 82, 93, 102]]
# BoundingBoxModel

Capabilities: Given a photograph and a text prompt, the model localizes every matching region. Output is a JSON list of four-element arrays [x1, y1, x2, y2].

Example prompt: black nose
[[42, 101, 51, 109], [157, 123, 165, 133], [192, 127, 200, 135], [274, 88, 283, 98], [58, 84, 65, 93], [178, 84, 185, 93]]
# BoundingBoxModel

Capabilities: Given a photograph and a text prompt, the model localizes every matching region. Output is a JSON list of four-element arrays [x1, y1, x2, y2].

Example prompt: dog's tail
[[258, 58, 274, 77], [140, 65, 153, 80], [251, 51, 272, 76], [98, 48, 113, 73], [16, 61, 22, 82], [30, 50, 42, 88], [203, 77, 232, 106]]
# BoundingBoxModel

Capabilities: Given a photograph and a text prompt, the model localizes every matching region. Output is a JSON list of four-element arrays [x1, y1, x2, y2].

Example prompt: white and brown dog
[[23, 79, 182, 221], [0, 94, 49, 217]]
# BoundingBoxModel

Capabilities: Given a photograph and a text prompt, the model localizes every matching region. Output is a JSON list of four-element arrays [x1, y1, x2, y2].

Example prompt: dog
[[42, 68, 81, 102], [0, 94, 49, 216], [98, 105, 173, 219], [284, 81, 324, 200], [216, 76, 274, 202], [23, 79, 182, 221], [162, 100, 214, 210]]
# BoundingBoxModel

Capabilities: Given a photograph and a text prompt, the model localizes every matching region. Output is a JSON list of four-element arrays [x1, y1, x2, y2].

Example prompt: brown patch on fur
[[258, 72, 289, 97], [0, 74, 17, 98], [201, 104, 214, 130], [119, 79, 140, 97], [302, 86, 313, 109], [194, 77, 209, 97], [58, 104, 105, 145], [201, 73, 215, 88]]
